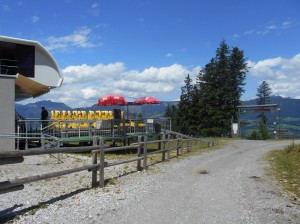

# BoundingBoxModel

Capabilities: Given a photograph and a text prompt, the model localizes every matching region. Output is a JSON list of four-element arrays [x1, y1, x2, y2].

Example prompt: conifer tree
[[256, 81, 272, 139], [164, 104, 179, 132], [196, 41, 248, 136], [176, 74, 195, 135], [256, 81, 271, 105]]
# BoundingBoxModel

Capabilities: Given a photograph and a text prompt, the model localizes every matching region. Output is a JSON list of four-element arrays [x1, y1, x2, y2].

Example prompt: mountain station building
[[0, 36, 63, 151]]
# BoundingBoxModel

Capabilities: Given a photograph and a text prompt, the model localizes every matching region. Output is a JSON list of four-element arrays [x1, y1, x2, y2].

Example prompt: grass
[[27, 203, 48, 216], [265, 143, 300, 202]]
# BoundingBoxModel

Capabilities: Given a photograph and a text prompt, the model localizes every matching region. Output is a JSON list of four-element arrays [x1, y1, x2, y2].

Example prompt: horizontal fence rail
[[0, 133, 214, 195]]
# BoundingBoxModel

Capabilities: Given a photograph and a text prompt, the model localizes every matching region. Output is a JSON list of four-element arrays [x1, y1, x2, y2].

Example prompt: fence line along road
[[0, 132, 214, 195]]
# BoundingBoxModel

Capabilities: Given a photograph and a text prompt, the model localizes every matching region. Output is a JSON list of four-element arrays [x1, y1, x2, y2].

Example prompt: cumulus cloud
[[248, 54, 300, 98], [34, 63, 199, 107], [45, 27, 100, 51]]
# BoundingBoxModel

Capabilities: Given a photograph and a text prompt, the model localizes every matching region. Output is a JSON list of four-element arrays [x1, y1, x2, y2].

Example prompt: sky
[[1, 0, 300, 108]]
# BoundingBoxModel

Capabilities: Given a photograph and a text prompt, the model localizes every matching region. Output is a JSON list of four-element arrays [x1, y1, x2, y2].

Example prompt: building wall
[[0, 77, 15, 151], [35, 47, 63, 87]]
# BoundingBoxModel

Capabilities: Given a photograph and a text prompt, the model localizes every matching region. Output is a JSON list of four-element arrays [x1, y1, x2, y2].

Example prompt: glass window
[[0, 41, 35, 77]]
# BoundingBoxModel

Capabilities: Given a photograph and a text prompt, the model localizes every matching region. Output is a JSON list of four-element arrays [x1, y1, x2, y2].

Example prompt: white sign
[[232, 123, 238, 134]]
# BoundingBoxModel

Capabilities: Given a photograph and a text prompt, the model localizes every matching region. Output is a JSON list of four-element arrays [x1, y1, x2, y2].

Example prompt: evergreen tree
[[256, 81, 272, 139], [196, 41, 248, 136], [164, 104, 179, 132], [176, 74, 195, 135], [256, 81, 271, 105], [164, 105, 172, 118]]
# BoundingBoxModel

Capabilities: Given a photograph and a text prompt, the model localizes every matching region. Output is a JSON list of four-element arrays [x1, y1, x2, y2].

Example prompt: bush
[[247, 130, 259, 140]]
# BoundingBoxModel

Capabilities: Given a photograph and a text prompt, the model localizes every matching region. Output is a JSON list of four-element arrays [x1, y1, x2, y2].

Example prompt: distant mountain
[[242, 95, 300, 118], [16, 100, 178, 119], [16, 100, 72, 119], [240, 96, 300, 136]]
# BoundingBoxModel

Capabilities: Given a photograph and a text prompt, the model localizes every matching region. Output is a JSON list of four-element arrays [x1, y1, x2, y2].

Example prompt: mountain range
[[16, 96, 300, 136]]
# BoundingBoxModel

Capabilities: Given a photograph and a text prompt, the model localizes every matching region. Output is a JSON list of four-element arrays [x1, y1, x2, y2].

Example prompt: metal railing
[[0, 59, 18, 76], [10, 117, 172, 149]]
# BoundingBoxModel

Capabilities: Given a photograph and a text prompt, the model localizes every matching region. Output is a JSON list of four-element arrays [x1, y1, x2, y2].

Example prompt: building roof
[[0, 36, 63, 100]]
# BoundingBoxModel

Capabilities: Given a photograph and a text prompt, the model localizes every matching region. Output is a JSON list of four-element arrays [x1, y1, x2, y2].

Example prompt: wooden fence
[[0, 132, 214, 195]]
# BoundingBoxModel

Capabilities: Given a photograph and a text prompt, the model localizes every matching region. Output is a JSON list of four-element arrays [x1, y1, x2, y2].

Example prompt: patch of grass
[[265, 144, 300, 201], [27, 203, 48, 216], [107, 178, 117, 185], [102, 188, 109, 193]]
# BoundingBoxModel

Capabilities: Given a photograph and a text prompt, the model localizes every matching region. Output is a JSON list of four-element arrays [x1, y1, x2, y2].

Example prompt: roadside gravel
[[1, 140, 299, 224]]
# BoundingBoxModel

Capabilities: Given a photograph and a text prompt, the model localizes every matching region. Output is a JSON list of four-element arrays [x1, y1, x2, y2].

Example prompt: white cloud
[[90, 3, 100, 16], [91, 3, 99, 8], [244, 29, 255, 35], [233, 34, 240, 40], [248, 53, 300, 98], [45, 27, 100, 51], [282, 20, 292, 28], [166, 53, 173, 57], [31, 63, 199, 107], [31, 15, 40, 23], [242, 20, 295, 38], [266, 25, 277, 30]]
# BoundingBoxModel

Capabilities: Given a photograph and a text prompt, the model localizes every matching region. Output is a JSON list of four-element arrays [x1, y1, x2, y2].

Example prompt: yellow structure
[[49, 110, 146, 131], [50, 110, 116, 129]]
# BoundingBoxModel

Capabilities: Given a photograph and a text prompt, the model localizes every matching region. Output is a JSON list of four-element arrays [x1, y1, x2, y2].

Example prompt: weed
[[265, 144, 300, 200], [103, 188, 109, 193], [108, 178, 117, 185]]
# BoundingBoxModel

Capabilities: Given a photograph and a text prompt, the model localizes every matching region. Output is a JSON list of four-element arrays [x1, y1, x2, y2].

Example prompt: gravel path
[[1, 140, 299, 224]]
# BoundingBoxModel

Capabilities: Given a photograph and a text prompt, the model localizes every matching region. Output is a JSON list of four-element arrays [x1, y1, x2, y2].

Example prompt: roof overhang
[[15, 74, 50, 99]]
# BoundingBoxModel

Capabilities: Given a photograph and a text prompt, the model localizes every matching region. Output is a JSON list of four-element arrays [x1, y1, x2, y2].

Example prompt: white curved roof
[[0, 36, 63, 88]]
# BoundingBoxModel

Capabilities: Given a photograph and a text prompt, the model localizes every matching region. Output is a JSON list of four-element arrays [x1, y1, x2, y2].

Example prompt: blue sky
[[1, 0, 300, 107]]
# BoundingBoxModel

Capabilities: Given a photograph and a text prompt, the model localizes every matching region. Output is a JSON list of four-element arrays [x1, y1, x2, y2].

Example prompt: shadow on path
[[0, 187, 89, 223]]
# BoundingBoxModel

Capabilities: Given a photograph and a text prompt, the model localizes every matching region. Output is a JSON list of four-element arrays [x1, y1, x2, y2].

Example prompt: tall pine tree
[[256, 81, 271, 105], [176, 74, 195, 135], [256, 81, 272, 139], [196, 41, 248, 136]]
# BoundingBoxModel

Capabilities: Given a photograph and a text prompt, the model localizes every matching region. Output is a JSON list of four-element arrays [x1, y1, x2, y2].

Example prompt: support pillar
[[0, 76, 15, 151]]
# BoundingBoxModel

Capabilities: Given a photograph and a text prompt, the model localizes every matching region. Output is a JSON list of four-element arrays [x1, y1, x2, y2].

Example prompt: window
[[0, 41, 35, 77]]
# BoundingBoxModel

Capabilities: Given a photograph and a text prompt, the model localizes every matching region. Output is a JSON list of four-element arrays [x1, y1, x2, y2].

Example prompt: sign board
[[147, 119, 154, 124], [232, 123, 238, 134]]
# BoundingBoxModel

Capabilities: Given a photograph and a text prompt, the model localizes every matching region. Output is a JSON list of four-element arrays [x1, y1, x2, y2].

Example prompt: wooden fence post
[[91, 151, 98, 187], [137, 136, 143, 171], [143, 135, 148, 170], [188, 139, 192, 152], [158, 134, 161, 152], [167, 134, 171, 160], [176, 134, 180, 156], [99, 138, 105, 188], [162, 134, 166, 161], [91, 136, 98, 188], [92, 136, 98, 146]]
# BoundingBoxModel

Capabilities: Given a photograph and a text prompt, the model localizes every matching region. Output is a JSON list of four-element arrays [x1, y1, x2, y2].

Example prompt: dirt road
[[100, 140, 300, 224]]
